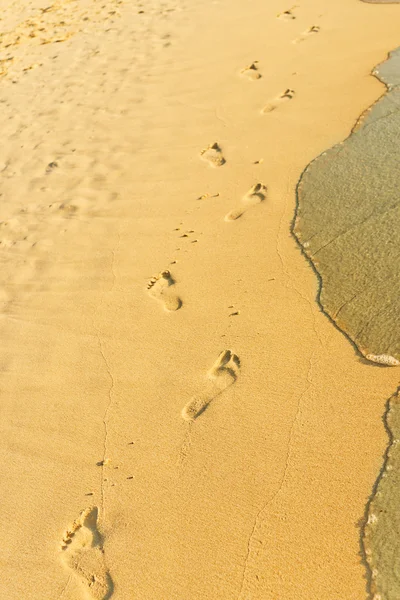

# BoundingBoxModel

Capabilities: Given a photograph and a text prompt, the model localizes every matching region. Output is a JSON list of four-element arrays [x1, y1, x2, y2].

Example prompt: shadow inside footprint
[[181, 350, 240, 421], [225, 183, 267, 221], [200, 142, 226, 167], [262, 89, 295, 114], [277, 6, 297, 20], [61, 507, 113, 600], [147, 270, 182, 311]]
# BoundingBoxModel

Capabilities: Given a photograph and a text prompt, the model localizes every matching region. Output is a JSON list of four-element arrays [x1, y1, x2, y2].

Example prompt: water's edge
[[292, 47, 400, 364]]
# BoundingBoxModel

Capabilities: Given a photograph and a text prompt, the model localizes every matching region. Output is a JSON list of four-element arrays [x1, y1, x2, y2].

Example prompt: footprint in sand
[[200, 142, 226, 168], [181, 350, 240, 421], [293, 25, 320, 43], [147, 269, 182, 311], [240, 61, 262, 80], [277, 5, 297, 20], [262, 89, 295, 114], [225, 183, 267, 221], [60, 507, 113, 600]]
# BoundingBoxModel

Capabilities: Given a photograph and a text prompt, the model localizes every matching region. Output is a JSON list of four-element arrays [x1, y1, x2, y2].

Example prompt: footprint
[[293, 25, 320, 43], [240, 61, 262, 80], [225, 183, 267, 221], [200, 142, 226, 168], [277, 5, 297, 20], [60, 507, 113, 600], [262, 89, 295, 114], [181, 350, 240, 421], [147, 270, 182, 311]]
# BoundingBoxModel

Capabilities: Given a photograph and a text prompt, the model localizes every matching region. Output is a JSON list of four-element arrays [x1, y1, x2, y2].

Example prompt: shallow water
[[294, 47, 400, 363]]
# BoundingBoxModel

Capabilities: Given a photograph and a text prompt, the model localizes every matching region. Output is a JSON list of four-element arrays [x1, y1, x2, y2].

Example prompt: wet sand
[[1, 1, 400, 599]]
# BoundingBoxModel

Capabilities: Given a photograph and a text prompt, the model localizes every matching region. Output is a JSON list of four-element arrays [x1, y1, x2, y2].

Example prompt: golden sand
[[0, 0, 399, 598]]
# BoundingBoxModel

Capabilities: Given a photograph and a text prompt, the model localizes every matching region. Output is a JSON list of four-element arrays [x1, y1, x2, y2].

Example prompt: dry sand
[[1, 0, 400, 599]]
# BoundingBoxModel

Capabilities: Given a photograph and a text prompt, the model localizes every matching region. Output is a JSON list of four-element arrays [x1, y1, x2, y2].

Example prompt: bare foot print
[[181, 350, 240, 421], [61, 507, 113, 600], [225, 183, 267, 221], [147, 270, 182, 311], [262, 89, 295, 114], [293, 25, 320, 43], [240, 61, 262, 80], [277, 5, 297, 20], [200, 142, 226, 167]]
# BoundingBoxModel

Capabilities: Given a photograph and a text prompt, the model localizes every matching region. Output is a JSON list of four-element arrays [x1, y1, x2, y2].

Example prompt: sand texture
[[294, 46, 400, 363], [1, 0, 400, 599]]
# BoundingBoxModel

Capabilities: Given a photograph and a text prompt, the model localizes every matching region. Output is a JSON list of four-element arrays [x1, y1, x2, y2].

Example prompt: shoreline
[[293, 46, 400, 363]]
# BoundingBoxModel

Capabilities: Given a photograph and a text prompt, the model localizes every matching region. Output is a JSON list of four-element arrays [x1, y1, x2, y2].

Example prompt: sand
[[1, 1, 400, 599]]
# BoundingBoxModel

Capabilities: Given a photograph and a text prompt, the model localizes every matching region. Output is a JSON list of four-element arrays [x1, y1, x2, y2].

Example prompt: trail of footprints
[[61, 507, 113, 600], [146, 3, 319, 395], [58, 7, 323, 597]]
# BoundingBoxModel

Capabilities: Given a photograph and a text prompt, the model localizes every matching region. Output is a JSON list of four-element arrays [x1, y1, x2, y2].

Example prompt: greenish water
[[293, 47, 400, 363]]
